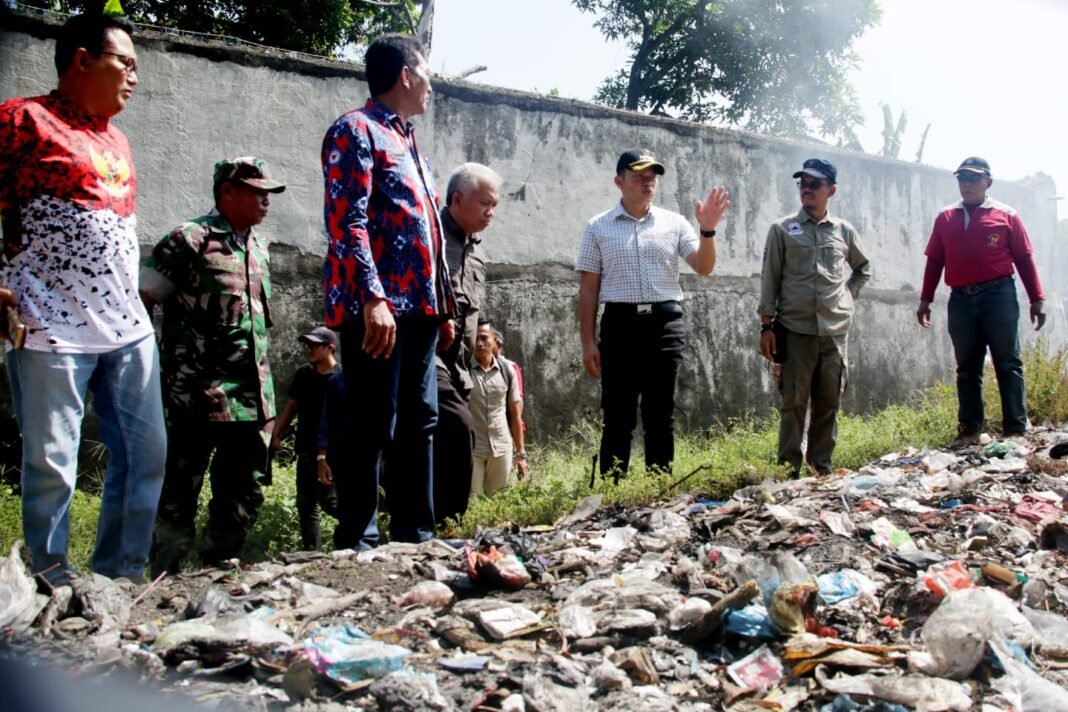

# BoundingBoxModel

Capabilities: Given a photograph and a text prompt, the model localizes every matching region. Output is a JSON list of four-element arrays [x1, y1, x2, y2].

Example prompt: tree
[[24, 0, 422, 57], [572, 0, 881, 141]]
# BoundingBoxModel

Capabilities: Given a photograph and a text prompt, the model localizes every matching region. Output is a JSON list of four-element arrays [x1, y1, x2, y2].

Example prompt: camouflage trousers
[[150, 415, 272, 574]]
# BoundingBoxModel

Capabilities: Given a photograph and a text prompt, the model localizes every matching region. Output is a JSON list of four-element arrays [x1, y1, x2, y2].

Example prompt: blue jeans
[[335, 315, 439, 549], [947, 277, 1028, 434], [6, 336, 167, 581]]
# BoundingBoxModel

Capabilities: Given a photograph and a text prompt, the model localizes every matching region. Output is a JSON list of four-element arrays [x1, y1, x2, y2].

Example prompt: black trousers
[[598, 303, 686, 479], [151, 417, 270, 572], [295, 453, 339, 550], [432, 365, 475, 526], [334, 315, 438, 549]]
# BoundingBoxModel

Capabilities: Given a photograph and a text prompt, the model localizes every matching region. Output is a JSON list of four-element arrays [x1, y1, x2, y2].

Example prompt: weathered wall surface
[[1, 14, 1065, 442]]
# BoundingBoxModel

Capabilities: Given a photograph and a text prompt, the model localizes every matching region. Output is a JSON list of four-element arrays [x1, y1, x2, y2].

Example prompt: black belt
[[603, 300, 682, 316], [953, 275, 1013, 296]]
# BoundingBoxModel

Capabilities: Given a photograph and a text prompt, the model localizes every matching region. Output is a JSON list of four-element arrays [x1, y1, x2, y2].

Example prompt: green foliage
[[0, 483, 101, 570], [24, 0, 419, 57], [572, 0, 882, 141]]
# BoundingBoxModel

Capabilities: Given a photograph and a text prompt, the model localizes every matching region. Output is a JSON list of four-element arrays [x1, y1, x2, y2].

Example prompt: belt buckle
[[636, 304, 653, 315], [964, 284, 982, 295]]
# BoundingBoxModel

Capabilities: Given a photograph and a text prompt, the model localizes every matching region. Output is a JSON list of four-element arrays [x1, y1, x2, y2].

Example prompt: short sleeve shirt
[[575, 202, 698, 303], [144, 210, 275, 422], [469, 358, 520, 457], [0, 93, 152, 353]]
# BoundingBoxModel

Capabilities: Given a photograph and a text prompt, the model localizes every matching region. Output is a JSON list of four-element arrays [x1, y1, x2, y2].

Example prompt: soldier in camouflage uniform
[[140, 157, 285, 573]]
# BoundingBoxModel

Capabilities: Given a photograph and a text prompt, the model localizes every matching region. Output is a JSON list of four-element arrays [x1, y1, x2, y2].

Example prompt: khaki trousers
[[777, 330, 847, 475], [472, 451, 513, 497]]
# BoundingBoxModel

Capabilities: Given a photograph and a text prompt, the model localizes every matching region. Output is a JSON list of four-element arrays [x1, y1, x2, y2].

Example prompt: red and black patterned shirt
[[321, 99, 454, 327]]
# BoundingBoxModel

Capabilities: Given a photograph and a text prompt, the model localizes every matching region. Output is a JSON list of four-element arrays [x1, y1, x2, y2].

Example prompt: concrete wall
[[1, 13, 1065, 442]]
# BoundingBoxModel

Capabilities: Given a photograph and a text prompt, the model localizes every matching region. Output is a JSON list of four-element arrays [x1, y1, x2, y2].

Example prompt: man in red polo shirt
[[916, 157, 1046, 447]]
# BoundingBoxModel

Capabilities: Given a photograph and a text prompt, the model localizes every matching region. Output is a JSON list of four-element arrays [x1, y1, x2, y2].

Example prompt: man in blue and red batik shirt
[[321, 33, 454, 548], [917, 156, 1046, 447]]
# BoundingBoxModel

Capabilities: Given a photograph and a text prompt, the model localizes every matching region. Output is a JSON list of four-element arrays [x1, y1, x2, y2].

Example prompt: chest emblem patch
[[90, 145, 131, 197], [987, 233, 1001, 247], [787, 221, 803, 236]]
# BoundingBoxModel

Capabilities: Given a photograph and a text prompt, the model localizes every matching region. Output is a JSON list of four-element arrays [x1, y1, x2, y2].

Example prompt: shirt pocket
[[198, 255, 246, 326], [818, 236, 848, 279], [784, 238, 816, 272]]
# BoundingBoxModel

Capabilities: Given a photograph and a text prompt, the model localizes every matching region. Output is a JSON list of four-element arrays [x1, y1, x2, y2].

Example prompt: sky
[[432, 0, 1067, 218]]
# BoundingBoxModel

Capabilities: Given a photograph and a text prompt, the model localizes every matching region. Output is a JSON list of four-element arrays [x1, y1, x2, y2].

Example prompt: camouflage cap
[[213, 156, 286, 193]]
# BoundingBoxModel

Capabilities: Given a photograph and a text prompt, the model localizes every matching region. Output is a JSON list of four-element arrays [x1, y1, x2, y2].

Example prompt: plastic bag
[[990, 638, 1068, 711], [916, 588, 1034, 679], [303, 623, 410, 685], [399, 580, 454, 608]]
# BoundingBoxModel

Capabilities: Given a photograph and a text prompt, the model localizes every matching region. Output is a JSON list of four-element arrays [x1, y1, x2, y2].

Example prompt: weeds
[[2, 343, 1066, 570]]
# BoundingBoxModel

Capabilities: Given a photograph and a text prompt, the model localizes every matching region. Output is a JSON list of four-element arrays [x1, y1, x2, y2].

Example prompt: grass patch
[[1, 343, 1065, 569]]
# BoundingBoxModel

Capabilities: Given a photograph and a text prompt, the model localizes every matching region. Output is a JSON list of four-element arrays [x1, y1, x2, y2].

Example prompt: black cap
[[954, 156, 991, 177], [792, 158, 837, 184], [299, 326, 337, 349], [616, 148, 666, 175]]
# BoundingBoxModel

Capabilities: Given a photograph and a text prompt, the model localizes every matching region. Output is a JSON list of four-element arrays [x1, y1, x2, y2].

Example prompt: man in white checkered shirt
[[577, 148, 730, 480]]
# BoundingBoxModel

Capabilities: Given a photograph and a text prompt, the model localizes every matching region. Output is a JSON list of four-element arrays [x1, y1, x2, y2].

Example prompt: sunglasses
[[796, 179, 828, 190], [956, 173, 987, 184]]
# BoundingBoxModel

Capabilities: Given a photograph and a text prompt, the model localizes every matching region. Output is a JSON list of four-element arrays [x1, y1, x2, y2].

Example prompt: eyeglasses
[[101, 50, 138, 74], [796, 179, 827, 190], [956, 173, 987, 184]]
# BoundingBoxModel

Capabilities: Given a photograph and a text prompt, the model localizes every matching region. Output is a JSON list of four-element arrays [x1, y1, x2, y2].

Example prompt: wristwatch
[[760, 322, 774, 333], [699, 228, 716, 238], [516, 451, 528, 460], [316, 454, 327, 462]]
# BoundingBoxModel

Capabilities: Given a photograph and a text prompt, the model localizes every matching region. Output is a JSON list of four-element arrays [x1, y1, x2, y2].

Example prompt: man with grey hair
[[434, 162, 501, 524]]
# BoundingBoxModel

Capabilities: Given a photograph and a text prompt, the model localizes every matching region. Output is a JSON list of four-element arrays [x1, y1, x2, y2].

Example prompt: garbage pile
[[3, 430, 1068, 711]]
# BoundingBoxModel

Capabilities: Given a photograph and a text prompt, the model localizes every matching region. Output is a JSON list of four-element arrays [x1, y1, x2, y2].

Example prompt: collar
[[204, 207, 255, 242], [797, 207, 833, 225], [440, 206, 481, 245], [364, 98, 412, 135], [472, 357, 499, 373], [612, 200, 654, 222], [955, 196, 994, 211], [46, 90, 110, 132]]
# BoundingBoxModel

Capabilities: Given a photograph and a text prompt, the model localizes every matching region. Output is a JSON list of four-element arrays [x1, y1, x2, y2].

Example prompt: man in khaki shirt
[[758, 159, 870, 476], [469, 320, 528, 496]]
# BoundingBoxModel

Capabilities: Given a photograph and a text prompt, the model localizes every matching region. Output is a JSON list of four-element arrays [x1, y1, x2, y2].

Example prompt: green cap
[[213, 156, 286, 193]]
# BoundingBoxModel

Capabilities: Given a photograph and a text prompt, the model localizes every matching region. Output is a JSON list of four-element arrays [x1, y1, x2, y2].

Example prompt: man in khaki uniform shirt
[[758, 159, 870, 476], [469, 320, 528, 496]]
